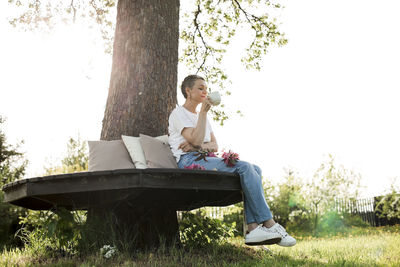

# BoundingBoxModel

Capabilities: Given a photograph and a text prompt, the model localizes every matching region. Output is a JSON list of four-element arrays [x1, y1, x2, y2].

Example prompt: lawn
[[1, 225, 399, 266]]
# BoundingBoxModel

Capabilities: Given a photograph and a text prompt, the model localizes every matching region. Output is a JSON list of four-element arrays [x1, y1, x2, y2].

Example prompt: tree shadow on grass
[[168, 243, 380, 267], [132, 243, 331, 267], [2, 241, 386, 266]]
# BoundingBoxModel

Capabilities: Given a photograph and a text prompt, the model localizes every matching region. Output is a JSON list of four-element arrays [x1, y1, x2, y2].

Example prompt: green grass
[[1, 225, 400, 266]]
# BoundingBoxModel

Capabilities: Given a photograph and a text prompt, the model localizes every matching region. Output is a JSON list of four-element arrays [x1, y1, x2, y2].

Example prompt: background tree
[[44, 136, 88, 175], [0, 115, 28, 248], [306, 154, 361, 234]]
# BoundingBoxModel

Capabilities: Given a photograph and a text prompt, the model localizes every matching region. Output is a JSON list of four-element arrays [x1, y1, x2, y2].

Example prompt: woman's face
[[187, 79, 208, 103]]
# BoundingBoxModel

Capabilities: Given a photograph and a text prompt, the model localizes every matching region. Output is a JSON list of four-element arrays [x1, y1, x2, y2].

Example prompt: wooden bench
[[2, 168, 242, 247]]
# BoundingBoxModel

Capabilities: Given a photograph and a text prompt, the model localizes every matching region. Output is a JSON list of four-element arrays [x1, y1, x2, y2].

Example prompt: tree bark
[[95, 0, 180, 249], [101, 0, 179, 140]]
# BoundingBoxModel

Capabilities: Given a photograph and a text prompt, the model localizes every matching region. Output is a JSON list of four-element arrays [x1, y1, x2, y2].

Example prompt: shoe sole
[[245, 237, 282, 246], [278, 241, 296, 247]]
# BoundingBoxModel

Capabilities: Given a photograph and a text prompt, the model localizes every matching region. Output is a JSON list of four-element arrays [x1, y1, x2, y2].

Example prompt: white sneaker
[[268, 223, 296, 247], [245, 225, 282, 246]]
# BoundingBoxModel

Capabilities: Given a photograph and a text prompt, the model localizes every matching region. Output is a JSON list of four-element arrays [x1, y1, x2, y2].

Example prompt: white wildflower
[[100, 245, 118, 259]]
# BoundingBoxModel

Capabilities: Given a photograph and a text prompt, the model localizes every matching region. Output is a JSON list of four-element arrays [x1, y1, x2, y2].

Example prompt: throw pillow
[[139, 134, 178, 168], [88, 140, 135, 171], [121, 134, 169, 169]]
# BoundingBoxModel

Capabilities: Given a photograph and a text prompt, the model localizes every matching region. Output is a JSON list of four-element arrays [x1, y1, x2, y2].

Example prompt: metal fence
[[334, 196, 400, 226], [334, 197, 377, 226], [186, 196, 399, 227]]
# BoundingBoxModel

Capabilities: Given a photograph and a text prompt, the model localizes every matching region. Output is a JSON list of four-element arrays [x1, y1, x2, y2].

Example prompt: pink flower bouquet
[[221, 150, 239, 167]]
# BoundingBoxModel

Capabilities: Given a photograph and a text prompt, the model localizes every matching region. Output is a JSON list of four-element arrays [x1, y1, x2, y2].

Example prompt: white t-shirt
[[168, 106, 213, 162]]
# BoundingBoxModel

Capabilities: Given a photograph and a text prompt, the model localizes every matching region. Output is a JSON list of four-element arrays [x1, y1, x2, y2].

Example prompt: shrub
[[375, 189, 400, 226], [222, 210, 243, 237], [286, 208, 313, 233], [179, 211, 236, 248], [0, 193, 26, 249], [18, 208, 84, 255], [342, 213, 370, 227], [0, 115, 28, 249]]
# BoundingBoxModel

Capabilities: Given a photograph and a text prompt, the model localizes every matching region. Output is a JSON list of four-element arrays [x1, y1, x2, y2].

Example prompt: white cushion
[[121, 134, 169, 169]]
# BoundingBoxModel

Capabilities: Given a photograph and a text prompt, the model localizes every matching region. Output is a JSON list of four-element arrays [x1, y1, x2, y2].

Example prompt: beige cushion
[[88, 140, 135, 171], [122, 134, 170, 169], [139, 134, 178, 168]]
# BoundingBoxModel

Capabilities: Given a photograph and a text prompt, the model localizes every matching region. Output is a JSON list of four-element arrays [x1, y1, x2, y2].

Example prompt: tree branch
[[232, 0, 272, 49], [193, 2, 209, 74], [70, 0, 77, 22], [233, 0, 271, 29]]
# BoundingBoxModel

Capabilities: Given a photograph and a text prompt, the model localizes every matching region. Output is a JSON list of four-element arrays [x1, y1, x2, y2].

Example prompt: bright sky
[[1, 0, 399, 197]]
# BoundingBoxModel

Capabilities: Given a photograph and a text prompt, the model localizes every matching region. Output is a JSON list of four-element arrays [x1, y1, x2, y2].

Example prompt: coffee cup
[[208, 91, 221, 106]]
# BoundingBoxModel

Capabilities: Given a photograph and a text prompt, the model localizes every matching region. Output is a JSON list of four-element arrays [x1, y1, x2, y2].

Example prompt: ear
[[185, 87, 191, 98]]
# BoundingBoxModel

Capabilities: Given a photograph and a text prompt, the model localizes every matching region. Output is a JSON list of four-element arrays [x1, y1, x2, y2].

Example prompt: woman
[[168, 75, 296, 247]]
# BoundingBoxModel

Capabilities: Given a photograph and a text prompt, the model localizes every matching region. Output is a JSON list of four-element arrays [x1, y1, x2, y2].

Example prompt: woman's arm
[[178, 141, 198, 152], [179, 132, 218, 152], [181, 100, 211, 147]]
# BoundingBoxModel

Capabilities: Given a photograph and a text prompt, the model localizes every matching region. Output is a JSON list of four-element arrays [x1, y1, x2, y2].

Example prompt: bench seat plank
[[2, 168, 242, 211]]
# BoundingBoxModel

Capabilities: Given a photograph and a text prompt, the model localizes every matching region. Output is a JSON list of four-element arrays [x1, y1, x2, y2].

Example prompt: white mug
[[208, 91, 221, 106]]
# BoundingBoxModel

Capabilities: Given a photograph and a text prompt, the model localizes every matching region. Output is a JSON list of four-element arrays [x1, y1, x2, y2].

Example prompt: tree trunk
[[94, 0, 180, 249], [86, 203, 180, 250], [101, 0, 179, 140]]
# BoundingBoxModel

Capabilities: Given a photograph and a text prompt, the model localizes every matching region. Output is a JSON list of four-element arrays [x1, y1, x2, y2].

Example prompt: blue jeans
[[178, 152, 273, 224]]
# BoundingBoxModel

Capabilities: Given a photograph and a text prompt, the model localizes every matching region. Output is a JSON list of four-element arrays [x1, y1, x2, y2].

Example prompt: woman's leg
[[178, 153, 272, 225], [251, 164, 276, 228], [178, 153, 295, 246], [234, 161, 273, 224]]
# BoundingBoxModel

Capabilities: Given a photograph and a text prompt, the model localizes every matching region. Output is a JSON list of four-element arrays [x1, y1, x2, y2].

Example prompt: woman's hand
[[201, 133, 218, 152], [201, 141, 218, 152], [201, 142, 218, 152], [200, 98, 212, 113], [179, 141, 199, 152]]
